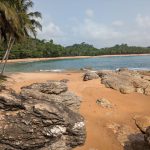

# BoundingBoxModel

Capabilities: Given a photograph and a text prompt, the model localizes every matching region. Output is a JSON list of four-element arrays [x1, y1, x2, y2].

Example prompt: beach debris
[[96, 98, 113, 108], [83, 71, 99, 81], [0, 81, 86, 150], [97, 69, 150, 95]]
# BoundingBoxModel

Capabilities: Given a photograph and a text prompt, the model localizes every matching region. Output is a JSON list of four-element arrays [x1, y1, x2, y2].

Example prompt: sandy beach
[[4, 72, 150, 150], [7, 54, 150, 63]]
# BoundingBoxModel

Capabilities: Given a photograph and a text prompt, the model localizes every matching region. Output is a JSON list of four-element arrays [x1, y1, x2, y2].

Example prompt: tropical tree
[[0, 0, 42, 74]]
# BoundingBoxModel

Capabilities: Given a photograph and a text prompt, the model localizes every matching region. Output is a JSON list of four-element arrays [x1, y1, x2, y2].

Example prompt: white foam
[[40, 69, 64, 72]]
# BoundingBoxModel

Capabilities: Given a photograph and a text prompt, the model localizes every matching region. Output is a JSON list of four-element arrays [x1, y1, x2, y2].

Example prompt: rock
[[107, 123, 150, 150], [142, 76, 150, 81], [134, 115, 150, 148], [0, 90, 25, 111], [96, 98, 112, 108], [83, 72, 99, 81], [22, 81, 68, 95], [0, 81, 86, 150], [134, 115, 150, 133], [107, 123, 136, 146], [98, 69, 150, 95], [21, 82, 81, 112], [145, 127, 150, 146], [144, 86, 150, 96], [136, 88, 144, 94]]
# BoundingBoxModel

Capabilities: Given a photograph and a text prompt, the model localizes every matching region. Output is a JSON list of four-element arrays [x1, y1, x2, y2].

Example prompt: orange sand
[[5, 72, 150, 150]]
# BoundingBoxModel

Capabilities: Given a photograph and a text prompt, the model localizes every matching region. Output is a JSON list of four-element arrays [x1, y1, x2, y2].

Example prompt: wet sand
[[5, 72, 150, 150]]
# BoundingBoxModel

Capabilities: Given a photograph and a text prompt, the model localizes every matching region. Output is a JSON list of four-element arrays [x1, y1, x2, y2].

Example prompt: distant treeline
[[0, 38, 150, 59]]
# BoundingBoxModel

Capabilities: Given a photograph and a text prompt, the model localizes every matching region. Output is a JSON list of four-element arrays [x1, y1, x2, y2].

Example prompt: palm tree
[[0, 0, 42, 74]]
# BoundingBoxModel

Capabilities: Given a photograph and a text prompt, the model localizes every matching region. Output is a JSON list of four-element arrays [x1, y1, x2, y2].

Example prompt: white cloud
[[38, 22, 64, 40], [72, 14, 150, 47], [85, 9, 94, 18], [72, 18, 122, 43], [37, 13, 150, 48], [136, 14, 150, 28], [112, 20, 124, 27]]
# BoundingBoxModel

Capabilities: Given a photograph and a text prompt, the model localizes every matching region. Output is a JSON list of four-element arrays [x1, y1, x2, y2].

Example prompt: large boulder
[[0, 81, 86, 150], [83, 71, 99, 81], [21, 81, 81, 112], [97, 69, 150, 95]]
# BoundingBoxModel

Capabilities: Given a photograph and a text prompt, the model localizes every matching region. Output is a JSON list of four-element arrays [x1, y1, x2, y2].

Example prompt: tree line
[[0, 39, 150, 59], [0, 0, 42, 74]]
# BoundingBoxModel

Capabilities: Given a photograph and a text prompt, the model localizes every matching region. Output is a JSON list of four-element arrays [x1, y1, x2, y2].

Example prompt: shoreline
[[7, 53, 150, 63]]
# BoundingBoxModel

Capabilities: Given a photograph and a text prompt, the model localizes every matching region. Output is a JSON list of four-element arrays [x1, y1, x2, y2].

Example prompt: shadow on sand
[[124, 133, 150, 150]]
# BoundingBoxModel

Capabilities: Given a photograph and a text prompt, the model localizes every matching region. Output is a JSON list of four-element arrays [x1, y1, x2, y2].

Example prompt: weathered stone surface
[[0, 81, 86, 150], [21, 81, 81, 112], [96, 98, 112, 108], [134, 115, 150, 133], [97, 69, 150, 95], [83, 72, 99, 81], [0, 90, 25, 111], [22, 81, 68, 95]]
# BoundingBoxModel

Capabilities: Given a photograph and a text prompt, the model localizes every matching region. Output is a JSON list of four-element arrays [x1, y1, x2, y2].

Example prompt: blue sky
[[33, 0, 150, 48]]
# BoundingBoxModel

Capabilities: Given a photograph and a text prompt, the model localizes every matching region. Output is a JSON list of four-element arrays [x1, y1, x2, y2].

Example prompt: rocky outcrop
[[20, 81, 81, 112], [97, 69, 150, 95], [0, 81, 86, 150], [134, 115, 150, 147], [83, 71, 99, 81]]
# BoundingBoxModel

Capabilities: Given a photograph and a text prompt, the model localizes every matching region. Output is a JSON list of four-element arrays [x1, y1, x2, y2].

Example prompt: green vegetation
[[0, 39, 150, 59], [0, 0, 42, 74]]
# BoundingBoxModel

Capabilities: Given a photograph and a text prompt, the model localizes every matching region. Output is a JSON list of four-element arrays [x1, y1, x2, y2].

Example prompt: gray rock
[[98, 69, 150, 95], [83, 72, 99, 81], [0, 81, 86, 150], [22, 81, 68, 95], [21, 82, 81, 112]]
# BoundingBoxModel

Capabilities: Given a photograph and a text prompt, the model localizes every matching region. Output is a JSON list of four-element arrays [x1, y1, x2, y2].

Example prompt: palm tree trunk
[[0, 38, 15, 75], [1, 36, 12, 63]]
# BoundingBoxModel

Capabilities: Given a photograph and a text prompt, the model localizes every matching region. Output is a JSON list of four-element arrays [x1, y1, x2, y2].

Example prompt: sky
[[32, 0, 150, 48]]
